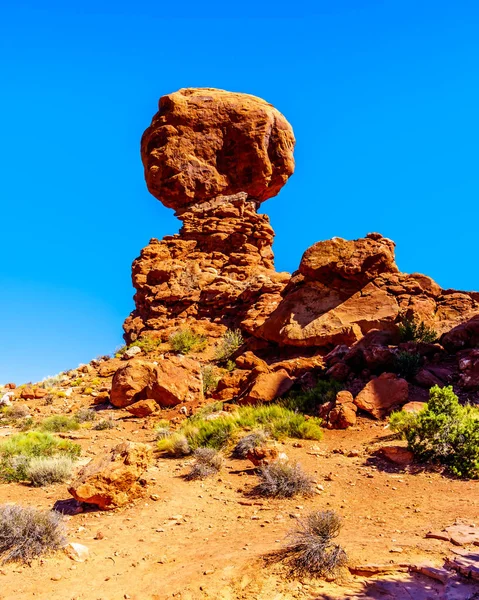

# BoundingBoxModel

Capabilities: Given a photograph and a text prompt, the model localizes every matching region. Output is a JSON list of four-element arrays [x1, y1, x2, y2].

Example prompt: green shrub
[[70, 378, 83, 387], [390, 385, 479, 478], [185, 448, 223, 480], [0, 504, 66, 563], [394, 351, 422, 379], [190, 401, 224, 422], [182, 417, 236, 450], [129, 335, 163, 353], [169, 329, 207, 354], [398, 316, 438, 343], [114, 345, 128, 358], [201, 366, 221, 395], [282, 380, 343, 415], [279, 510, 348, 577], [254, 460, 314, 498], [26, 456, 74, 487], [40, 415, 80, 433], [215, 329, 244, 362]]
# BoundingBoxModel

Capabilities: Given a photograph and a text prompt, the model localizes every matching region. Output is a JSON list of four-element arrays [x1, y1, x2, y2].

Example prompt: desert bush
[[0, 431, 80, 482], [185, 448, 223, 480], [70, 378, 83, 387], [390, 385, 479, 478], [1, 404, 30, 421], [398, 316, 438, 343], [129, 335, 163, 353], [157, 433, 191, 457], [254, 460, 314, 498], [394, 351, 422, 378], [279, 510, 347, 577], [282, 380, 343, 415], [201, 365, 221, 395], [26, 456, 74, 487], [232, 430, 269, 458], [74, 408, 97, 423], [40, 415, 80, 433], [92, 418, 115, 430], [215, 329, 244, 362], [0, 504, 66, 563], [189, 401, 224, 422], [114, 345, 128, 358], [169, 329, 207, 354]]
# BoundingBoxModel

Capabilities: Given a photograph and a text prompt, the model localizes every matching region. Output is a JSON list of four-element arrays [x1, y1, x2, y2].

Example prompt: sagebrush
[[26, 456, 74, 487], [185, 448, 223, 480], [232, 430, 269, 458], [254, 460, 314, 498], [215, 329, 244, 362], [0, 504, 66, 563]]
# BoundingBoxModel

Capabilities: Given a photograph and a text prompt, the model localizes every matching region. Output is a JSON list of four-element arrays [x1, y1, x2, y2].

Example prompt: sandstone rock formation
[[120, 86, 479, 417], [110, 357, 203, 408], [68, 442, 152, 510]]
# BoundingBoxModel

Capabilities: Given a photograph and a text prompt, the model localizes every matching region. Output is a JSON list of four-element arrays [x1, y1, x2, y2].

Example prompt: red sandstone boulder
[[328, 391, 357, 429], [458, 349, 479, 390], [126, 399, 159, 417], [376, 446, 414, 466], [20, 387, 48, 400], [299, 233, 398, 287], [354, 373, 409, 418], [141, 88, 295, 212], [68, 442, 152, 510], [237, 369, 294, 405], [110, 357, 203, 408], [401, 401, 427, 413]]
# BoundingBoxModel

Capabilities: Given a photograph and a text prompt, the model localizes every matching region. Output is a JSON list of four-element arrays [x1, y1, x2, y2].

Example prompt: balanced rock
[[68, 442, 152, 510], [141, 88, 295, 212], [110, 357, 203, 408]]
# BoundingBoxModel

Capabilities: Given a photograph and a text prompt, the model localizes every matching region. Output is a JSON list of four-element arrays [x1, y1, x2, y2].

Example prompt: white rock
[[64, 542, 90, 562]]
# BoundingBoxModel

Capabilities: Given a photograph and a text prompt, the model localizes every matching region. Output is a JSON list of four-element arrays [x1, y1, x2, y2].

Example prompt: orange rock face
[[68, 442, 152, 510], [141, 88, 295, 212]]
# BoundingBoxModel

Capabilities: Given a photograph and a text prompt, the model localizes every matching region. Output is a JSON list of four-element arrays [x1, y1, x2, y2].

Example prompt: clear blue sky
[[1, 1, 479, 383]]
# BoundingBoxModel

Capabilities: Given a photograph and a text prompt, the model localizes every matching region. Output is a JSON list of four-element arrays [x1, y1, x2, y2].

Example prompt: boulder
[[110, 357, 203, 408], [376, 446, 414, 466], [126, 399, 158, 417], [141, 88, 295, 211], [20, 387, 48, 399], [98, 358, 123, 377], [299, 233, 398, 287], [458, 349, 479, 390], [68, 442, 152, 510], [237, 369, 294, 405], [122, 346, 142, 360], [354, 373, 409, 418], [402, 401, 427, 413]]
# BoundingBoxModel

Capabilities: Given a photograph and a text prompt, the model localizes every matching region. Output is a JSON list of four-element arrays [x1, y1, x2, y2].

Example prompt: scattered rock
[[126, 399, 159, 417], [68, 441, 152, 510]]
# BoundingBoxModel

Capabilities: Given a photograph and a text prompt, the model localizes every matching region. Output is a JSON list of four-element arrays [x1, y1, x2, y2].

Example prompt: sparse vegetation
[[232, 430, 269, 458], [215, 329, 244, 362], [277, 511, 348, 577], [0, 504, 66, 563], [0, 404, 30, 421], [254, 460, 314, 498], [39, 415, 80, 433], [92, 418, 116, 431], [201, 365, 221, 395], [129, 335, 163, 353], [169, 329, 207, 354], [390, 385, 479, 478], [394, 351, 422, 378], [158, 404, 322, 454], [26, 456, 74, 487], [157, 433, 191, 457], [282, 379, 343, 415], [185, 448, 223, 480], [0, 432, 80, 482], [74, 408, 97, 423], [398, 315, 438, 343]]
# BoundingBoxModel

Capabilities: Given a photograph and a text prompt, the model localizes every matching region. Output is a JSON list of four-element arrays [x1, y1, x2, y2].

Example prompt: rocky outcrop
[[110, 357, 203, 408], [68, 442, 152, 510]]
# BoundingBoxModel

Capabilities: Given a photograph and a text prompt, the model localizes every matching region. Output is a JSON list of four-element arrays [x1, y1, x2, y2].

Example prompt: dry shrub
[[255, 460, 314, 498], [185, 448, 223, 480], [232, 430, 268, 458], [26, 456, 74, 487], [0, 504, 66, 563], [279, 510, 347, 577]]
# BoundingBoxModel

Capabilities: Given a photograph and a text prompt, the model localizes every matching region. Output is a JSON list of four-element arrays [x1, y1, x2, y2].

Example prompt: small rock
[[64, 542, 90, 562]]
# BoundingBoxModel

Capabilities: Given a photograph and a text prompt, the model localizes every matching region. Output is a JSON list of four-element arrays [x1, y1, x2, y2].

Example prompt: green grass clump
[[398, 315, 438, 343], [169, 329, 207, 354], [157, 433, 191, 457], [39, 415, 80, 433], [390, 385, 479, 478], [201, 365, 221, 395], [0, 431, 81, 482], [215, 329, 244, 362], [0, 504, 66, 563], [282, 380, 343, 415], [158, 404, 322, 455]]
